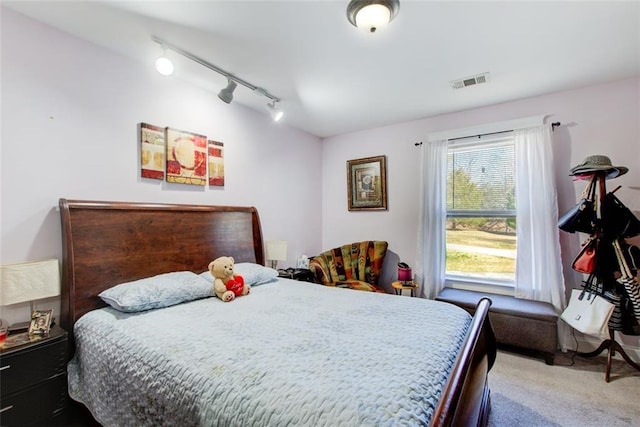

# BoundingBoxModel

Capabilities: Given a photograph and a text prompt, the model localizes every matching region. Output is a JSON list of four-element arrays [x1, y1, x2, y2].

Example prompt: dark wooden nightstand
[[0, 325, 68, 426]]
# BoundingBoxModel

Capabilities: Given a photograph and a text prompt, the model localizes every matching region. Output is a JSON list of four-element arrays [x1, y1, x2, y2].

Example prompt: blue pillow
[[200, 263, 278, 286], [99, 271, 213, 312]]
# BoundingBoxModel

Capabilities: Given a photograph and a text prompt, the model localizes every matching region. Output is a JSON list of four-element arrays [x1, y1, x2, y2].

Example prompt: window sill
[[445, 276, 514, 296]]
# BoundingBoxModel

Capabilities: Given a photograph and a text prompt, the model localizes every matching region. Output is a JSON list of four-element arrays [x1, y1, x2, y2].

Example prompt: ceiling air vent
[[450, 72, 490, 89]]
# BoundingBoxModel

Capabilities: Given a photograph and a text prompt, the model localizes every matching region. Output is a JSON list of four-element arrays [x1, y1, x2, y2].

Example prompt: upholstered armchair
[[309, 241, 388, 292]]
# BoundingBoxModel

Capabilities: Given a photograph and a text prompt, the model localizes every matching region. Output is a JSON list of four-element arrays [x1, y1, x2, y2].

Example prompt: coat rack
[[571, 170, 640, 381]]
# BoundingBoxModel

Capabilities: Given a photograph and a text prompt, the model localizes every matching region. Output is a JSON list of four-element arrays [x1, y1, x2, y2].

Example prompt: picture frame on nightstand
[[28, 309, 53, 336]]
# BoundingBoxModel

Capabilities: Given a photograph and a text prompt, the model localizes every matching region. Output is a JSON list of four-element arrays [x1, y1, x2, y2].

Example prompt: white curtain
[[514, 125, 565, 312], [416, 139, 448, 299], [416, 123, 565, 312]]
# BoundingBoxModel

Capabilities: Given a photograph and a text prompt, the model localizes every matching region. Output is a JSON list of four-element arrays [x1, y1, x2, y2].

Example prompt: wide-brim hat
[[569, 155, 628, 179]]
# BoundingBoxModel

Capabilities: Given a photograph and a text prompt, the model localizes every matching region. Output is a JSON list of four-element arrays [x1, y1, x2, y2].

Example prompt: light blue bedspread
[[68, 279, 471, 426]]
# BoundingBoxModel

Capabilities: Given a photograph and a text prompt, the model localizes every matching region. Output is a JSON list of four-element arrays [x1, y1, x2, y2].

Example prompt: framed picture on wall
[[208, 139, 225, 187], [347, 155, 387, 211], [165, 127, 207, 186], [139, 122, 166, 180]]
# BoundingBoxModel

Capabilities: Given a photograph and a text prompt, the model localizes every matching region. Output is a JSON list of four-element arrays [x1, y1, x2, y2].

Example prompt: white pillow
[[99, 271, 213, 312], [200, 263, 278, 286]]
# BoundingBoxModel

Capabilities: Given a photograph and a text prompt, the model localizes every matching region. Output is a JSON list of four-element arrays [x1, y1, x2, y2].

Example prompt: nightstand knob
[[0, 365, 10, 371], [0, 405, 14, 413]]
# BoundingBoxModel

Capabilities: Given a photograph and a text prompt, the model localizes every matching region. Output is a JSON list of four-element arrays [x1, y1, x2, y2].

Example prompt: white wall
[[322, 77, 640, 350], [0, 8, 323, 325]]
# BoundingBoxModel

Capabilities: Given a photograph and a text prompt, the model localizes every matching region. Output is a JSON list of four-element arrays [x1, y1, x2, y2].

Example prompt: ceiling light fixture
[[218, 79, 237, 104], [266, 101, 284, 122], [347, 0, 400, 33], [154, 46, 174, 76], [151, 36, 282, 119]]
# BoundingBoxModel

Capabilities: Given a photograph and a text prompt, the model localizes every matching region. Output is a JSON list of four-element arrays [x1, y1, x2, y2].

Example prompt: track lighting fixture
[[218, 79, 237, 104], [346, 0, 400, 33], [151, 36, 282, 120], [154, 47, 174, 76], [266, 101, 284, 122]]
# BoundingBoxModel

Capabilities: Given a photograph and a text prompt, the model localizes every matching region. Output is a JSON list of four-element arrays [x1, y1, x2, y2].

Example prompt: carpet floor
[[487, 350, 640, 426]]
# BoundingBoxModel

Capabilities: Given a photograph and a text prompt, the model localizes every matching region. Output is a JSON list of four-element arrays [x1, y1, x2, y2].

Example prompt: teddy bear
[[208, 256, 250, 302]]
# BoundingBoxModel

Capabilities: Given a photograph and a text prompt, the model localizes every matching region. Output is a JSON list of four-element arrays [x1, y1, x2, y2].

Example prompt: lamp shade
[[266, 241, 288, 262], [0, 259, 61, 306]]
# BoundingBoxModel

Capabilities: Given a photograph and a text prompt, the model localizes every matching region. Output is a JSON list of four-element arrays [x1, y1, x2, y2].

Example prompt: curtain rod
[[448, 129, 512, 142], [414, 121, 561, 146]]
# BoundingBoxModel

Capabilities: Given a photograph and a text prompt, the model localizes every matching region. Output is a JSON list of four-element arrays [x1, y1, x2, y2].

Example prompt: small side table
[[392, 281, 418, 297]]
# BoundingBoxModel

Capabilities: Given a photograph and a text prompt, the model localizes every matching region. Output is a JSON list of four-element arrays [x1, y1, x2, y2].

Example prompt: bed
[[58, 198, 496, 427]]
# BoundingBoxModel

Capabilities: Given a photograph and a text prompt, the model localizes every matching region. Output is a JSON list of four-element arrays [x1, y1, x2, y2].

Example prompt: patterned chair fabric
[[309, 241, 388, 293]]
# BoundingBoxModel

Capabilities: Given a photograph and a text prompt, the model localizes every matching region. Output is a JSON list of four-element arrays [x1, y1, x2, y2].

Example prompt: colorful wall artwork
[[138, 123, 225, 188], [165, 127, 207, 186], [208, 140, 225, 187], [140, 123, 165, 180]]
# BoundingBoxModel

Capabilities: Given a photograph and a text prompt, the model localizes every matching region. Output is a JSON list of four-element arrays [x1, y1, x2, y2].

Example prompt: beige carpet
[[488, 350, 640, 426]]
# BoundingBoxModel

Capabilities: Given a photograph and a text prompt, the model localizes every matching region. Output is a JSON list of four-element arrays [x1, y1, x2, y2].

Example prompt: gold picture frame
[[347, 155, 387, 211]]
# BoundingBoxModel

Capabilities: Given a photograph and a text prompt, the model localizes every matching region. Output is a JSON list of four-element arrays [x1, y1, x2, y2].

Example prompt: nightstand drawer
[[0, 374, 67, 426], [0, 338, 67, 396]]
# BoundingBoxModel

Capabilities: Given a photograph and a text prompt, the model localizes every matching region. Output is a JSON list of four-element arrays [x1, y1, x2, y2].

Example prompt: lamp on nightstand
[[266, 241, 288, 269], [0, 259, 61, 332]]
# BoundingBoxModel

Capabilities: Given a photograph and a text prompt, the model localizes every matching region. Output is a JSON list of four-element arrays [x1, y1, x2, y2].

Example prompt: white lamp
[[0, 259, 61, 331], [266, 241, 288, 269]]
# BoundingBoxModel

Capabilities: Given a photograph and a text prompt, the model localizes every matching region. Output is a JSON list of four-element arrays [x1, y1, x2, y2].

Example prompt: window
[[446, 134, 516, 286]]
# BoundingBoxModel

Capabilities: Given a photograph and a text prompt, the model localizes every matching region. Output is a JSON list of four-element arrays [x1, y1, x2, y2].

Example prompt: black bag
[[558, 177, 597, 234], [601, 191, 640, 238], [606, 286, 640, 335], [613, 239, 640, 323], [278, 268, 316, 283]]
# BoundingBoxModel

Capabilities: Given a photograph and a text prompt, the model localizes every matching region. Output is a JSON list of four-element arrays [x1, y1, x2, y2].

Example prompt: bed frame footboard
[[430, 298, 496, 427]]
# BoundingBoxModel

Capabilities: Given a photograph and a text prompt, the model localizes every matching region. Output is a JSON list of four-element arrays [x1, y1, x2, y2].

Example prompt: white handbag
[[561, 289, 614, 338]]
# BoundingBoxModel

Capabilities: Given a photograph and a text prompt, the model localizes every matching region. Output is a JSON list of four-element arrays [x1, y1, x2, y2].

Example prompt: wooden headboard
[[59, 199, 264, 332]]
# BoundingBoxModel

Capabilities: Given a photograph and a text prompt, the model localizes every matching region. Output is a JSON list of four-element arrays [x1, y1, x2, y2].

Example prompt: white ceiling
[[4, 1, 639, 138]]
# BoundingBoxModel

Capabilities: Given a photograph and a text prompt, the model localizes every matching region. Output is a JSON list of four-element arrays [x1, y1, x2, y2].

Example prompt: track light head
[[218, 79, 238, 104], [347, 0, 400, 33], [155, 55, 174, 76], [266, 101, 284, 122]]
